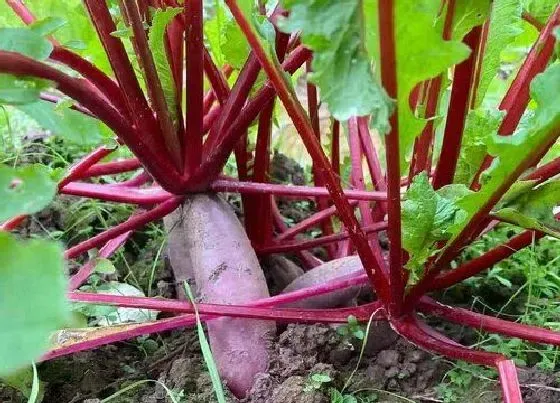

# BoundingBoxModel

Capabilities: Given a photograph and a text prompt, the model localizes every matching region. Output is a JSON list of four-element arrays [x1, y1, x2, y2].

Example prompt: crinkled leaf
[[494, 180, 560, 237], [205, 0, 250, 69], [402, 173, 469, 278], [395, 0, 471, 169], [0, 233, 67, 375], [475, 0, 523, 107], [16, 100, 108, 145], [0, 164, 56, 222], [454, 108, 504, 185], [0, 75, 51, 105], [449, 63, 560, 241], [0, 27, 52, 60], [278, 0, 393, 125], [148, 7, 182, 126]]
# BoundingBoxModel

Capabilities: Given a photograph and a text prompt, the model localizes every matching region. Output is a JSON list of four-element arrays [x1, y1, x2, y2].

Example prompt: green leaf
[[278, 0, 393, 125], [402, 173, 469, 279], [204, 0, 250, 69], [16, 100, 108, 145], [0, 164, 56, 222], [0, 27, 53, 60], [454, 108, 504, 185], [0, 74, 51, 105], [29, 17, 67, 36], [93, 258, 116, 275], [494, 180, 560, 237], [311, 373, 331, 383], [148, 7, 183, 126], [452, 0, 492, 40], [475, 0, 523, 107], [449, 63, 560, 241], [222, 18, 250, 69], [394, 0, 471, 169], [0, 233, 67, 376]]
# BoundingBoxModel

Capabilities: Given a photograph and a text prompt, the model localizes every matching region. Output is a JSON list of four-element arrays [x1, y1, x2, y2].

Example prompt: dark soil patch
[[3, 322, 560, 402]]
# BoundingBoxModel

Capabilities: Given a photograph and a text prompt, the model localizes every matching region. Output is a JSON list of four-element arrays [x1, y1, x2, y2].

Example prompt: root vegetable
[[281, 256, 365, 308], [171, 193, 275, 398]]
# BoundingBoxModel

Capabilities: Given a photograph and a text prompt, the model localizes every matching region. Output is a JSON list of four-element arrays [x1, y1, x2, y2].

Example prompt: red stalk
[[59, 147, 116, 187], [392, 315, 505, 366], [432, 26, 482, 189], [184, 0, 204, 174], [471, 6, 560, 188], [306, 61, 335, 258], [522, 11, 545, 31], [59, 182, 171, 205], [210, 180, 388, 201], [410, 0, 456, 178], [224, 0, 392, 303], [6, 0, 129, 117], [357, 117, 387, 211], [257, 221, 388, 254], [82, 0, 163, 153], [123, 0, 182, 168], [497, 360, 523, 403], [525, 156, 560, 183], [187, 46, 311, 189], [246, 100, 275, 246], [80, 158, 142, 179], [275, 201, 359, 242], [0, 51, 183, 192], [271, 197, 323, 268], [406, 122, 560, 310], [331, 120, 341, 177], [378, 0, 404, 315], [64, 196, 183, 259], [68, 231, 132, 290], [418, 297, 560, 346], [348, 118, 388, 271], [39, 93, 94, 117]]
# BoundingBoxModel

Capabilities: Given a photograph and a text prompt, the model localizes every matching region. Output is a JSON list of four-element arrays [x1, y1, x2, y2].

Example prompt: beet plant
[[1, 0, 560, 401]]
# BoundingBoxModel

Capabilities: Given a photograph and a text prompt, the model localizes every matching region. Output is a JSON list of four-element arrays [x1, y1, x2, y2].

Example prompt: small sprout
[[304, 372, 332, 392]]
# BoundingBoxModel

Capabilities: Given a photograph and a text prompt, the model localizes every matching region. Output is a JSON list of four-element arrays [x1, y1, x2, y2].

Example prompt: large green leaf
[[0, 164, 56, 223], [475, 0, 523, 107], [17, 100, 108, 145], [278, 0, 393, 126], [0, 233, 67, 375], [394, 0, 471, 169], [148, 7, 182, 126], [450, 63, 560, 241]]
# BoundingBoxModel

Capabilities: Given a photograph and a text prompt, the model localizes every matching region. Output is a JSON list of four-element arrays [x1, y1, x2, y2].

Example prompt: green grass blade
[[183, 282, 227, 403]]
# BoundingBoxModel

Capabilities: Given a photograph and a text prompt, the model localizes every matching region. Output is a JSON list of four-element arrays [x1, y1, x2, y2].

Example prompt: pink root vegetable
[[176, 193, 275, 398], [281, 256, 365, 308]]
